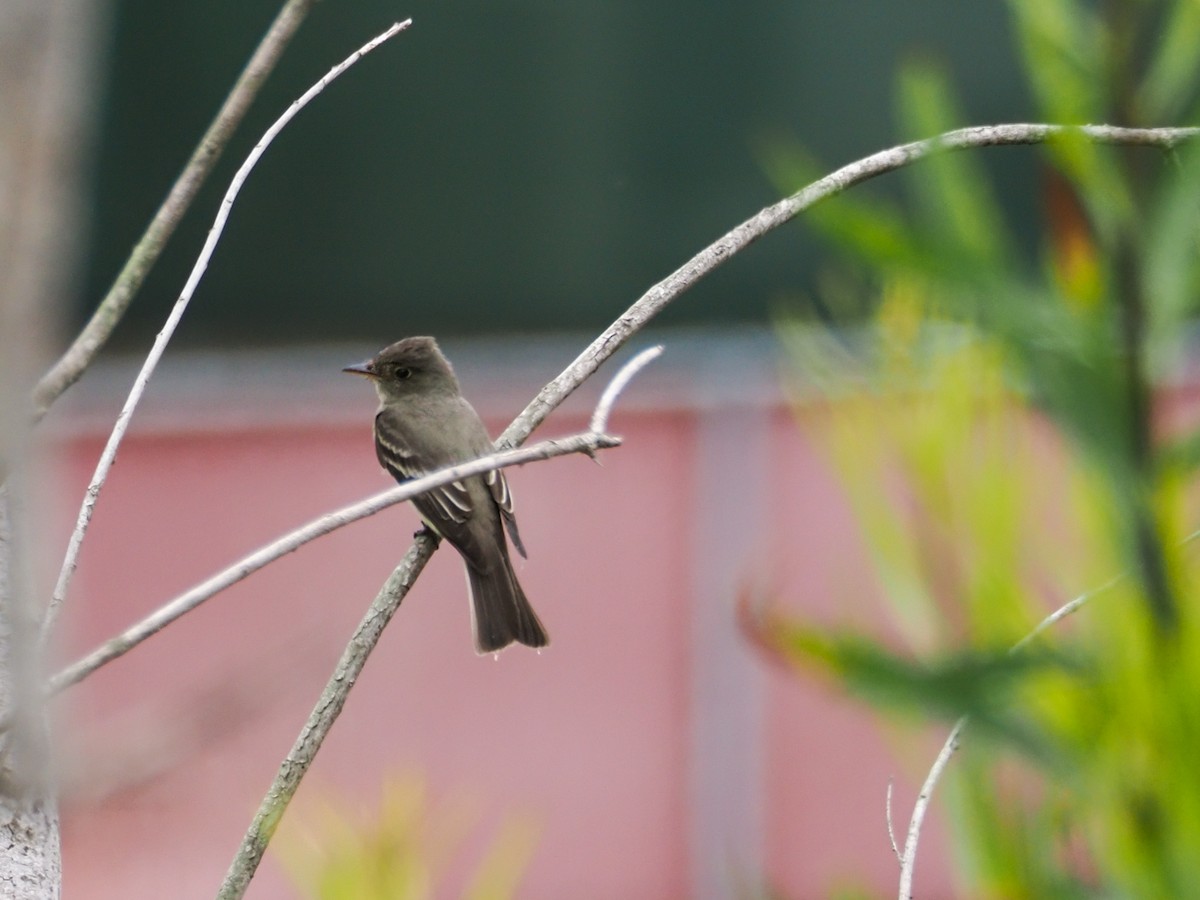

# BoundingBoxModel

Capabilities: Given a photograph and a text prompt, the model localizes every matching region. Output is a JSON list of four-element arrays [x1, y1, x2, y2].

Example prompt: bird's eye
[[395, 366, 412, 380]]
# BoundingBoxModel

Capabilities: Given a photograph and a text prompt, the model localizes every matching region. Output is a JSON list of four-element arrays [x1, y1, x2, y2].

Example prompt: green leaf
[[1145, 143, 1200, 347], [1006, 0, 1105, 124], [897, 59, 1013, 270], [767, 621, 1074, 763], [1138, 0, 1200, 121]]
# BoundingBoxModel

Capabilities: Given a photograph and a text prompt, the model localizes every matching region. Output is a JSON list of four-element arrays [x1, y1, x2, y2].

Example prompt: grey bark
[[0, 492, 60, 900]]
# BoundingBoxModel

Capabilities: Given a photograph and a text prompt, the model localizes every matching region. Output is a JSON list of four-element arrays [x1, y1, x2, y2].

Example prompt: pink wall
[[49, 386, 956, 897]]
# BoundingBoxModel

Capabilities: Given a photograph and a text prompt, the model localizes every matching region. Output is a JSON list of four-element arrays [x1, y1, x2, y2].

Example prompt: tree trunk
[[0, 0, 107, 896]]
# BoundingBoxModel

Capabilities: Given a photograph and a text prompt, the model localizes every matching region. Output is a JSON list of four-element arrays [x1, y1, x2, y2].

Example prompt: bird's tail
[[467, 554, 549, 654]]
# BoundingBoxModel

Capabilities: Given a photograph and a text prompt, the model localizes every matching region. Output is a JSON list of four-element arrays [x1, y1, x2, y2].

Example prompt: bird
[[343, 337, 549, 653]]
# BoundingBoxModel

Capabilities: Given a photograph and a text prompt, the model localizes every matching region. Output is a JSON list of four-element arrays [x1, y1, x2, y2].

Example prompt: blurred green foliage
[[765, 0, 1200, 896], [272, 776, 537, 900]]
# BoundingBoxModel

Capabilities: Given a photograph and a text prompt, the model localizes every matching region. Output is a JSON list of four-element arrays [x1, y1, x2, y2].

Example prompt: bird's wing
[[485, 467, 526, 558], [374, 401, 528, 565], [374, 409, 474, 527]]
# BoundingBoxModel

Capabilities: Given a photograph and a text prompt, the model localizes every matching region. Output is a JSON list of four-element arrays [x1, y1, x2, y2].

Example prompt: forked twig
[[896, 570, 1132, 899]]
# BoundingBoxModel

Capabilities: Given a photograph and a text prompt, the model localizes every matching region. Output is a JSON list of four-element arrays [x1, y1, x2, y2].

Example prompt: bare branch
[[31, 0, 322, 420], [49, 431, 619, 695], [214, 123, 1200, 900], [39, 21, 412, 646], [500, 124, 1200, 449]]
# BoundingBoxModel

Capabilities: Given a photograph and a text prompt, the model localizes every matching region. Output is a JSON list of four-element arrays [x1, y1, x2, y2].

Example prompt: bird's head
[[342, 336, 460, 401]]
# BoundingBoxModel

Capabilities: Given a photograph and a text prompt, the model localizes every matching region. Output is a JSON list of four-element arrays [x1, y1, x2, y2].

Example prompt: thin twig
[[39, 21, 412, 647], [886, 778, 901, 864], [1010, 572, 1126, 653], [31, 0, 322, 420], [896, 566, 1137, 899], [49, 431, 619, 695], [213, 347, 659, 898], [590, 345, 663, 434], [898, 718, 964, 900]]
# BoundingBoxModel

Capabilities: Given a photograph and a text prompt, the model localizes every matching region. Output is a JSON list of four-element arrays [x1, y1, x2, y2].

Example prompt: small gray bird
[[343, 337, 549, 653]]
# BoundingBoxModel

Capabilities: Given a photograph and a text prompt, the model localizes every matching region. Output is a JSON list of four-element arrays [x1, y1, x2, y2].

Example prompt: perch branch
[[39, 21, 412, 646], [31, 0, 323, 420], [50, 431, 620, 695]]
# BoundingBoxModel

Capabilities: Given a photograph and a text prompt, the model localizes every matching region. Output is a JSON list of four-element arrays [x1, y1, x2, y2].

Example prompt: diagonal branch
[[39, 20, 412, 647], [216, 531, 437, 900], [32, 0, 323, 421], [213, 346, 660, 899]]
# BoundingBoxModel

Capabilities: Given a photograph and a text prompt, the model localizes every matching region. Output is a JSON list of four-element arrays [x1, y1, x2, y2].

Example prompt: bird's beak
[[342, 360, 377, 379]]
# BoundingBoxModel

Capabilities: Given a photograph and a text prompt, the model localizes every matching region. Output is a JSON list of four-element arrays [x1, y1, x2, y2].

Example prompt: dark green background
[[81, 1, 1031, 347]]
